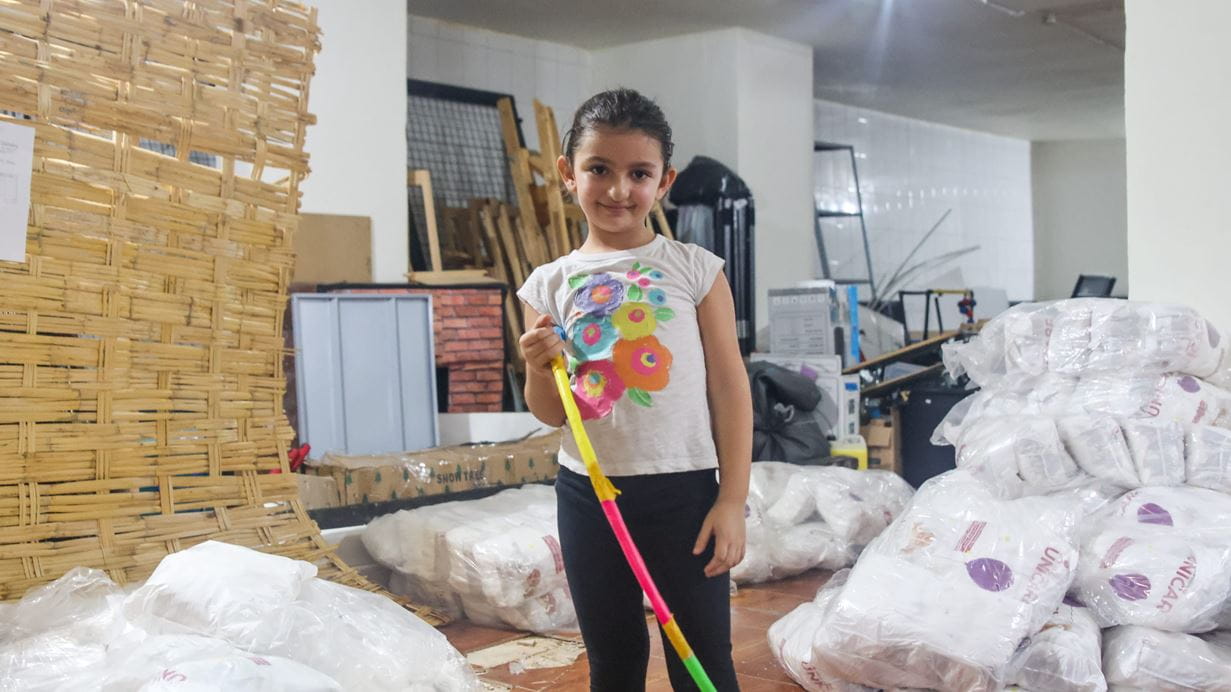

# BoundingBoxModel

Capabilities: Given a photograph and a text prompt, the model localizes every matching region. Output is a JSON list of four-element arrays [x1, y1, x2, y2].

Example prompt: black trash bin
[[899, 383, 974, 488]]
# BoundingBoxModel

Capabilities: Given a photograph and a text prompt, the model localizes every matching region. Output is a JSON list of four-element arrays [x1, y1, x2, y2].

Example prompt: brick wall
[[429, 288, 505, 412]]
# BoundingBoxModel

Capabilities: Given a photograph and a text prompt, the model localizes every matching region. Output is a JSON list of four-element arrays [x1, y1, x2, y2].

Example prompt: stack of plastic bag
[[943, 299, 1231, 389], [733, 462, 914, 584], [808, 470, 1082, 691], [363, 484, 576, 633], [0, 541, 479, 691]]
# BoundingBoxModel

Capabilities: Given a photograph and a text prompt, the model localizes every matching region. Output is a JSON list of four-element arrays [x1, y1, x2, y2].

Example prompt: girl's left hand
[[693, 497, 747, 578]]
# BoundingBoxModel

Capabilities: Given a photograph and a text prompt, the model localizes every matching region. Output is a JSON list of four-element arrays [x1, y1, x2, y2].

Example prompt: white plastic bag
[[944, 299, 1230, 387], [123, 541, 317, 641], [1005, 604, 1106, 692], [768, 523, 852, 579], [1121, 419, 1187, 487], [811, 471, 1080, 692], [363, 485, 569, 633], [1075, 487, 1231, 632], [0, 568, 128, 691], [243, 578, 479, 691], [1186, 424, 1231, 493], [1102, 625, 1231, 692], [1056, 416, 1140, 488], [955, 416, 1082, 497], [768, 571, 872, 692]]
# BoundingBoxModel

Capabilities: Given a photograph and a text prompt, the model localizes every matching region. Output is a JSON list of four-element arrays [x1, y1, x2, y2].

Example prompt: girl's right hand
[[519, 313, 565, 376]]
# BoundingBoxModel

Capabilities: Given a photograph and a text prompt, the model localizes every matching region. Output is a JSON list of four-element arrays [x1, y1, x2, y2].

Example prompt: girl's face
[[558, 126, 676, 239]]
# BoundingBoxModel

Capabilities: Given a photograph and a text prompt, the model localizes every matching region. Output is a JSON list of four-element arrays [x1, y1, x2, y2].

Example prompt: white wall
[[1125, 0, 1231, 329], [591, 30, 741, 175], [300, 1, 408, 282], [735, 32, 815, 334], [408, 14, 591, 153], [1032, 139, 1128, 301], [814, 100, 1034, 303], [593, 29, 814, 333]]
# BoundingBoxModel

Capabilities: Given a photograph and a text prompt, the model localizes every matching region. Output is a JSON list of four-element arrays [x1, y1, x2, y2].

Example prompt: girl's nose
[[608, 180, 629, 201]]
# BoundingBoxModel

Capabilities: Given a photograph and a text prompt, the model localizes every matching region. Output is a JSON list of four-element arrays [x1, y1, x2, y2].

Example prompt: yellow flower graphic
[[612, 302, 657, 340]]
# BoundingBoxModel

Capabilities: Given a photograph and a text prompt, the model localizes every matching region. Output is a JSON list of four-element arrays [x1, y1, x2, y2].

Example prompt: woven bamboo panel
[[0, 0, 444, 624]]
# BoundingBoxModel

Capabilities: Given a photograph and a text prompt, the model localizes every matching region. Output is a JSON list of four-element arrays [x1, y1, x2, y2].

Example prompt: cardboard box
[[295, 473, 341, 510], [862, 409, 901, 475], [293, 213, 373, 284], [307, 432, 561, 505], [768, 285, 839, 355]]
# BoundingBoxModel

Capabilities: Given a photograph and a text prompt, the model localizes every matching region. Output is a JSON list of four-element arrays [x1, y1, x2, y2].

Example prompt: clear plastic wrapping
[[1005, 604, 1106, 692], [954, 416, 1082, 497], [733, 462, 914, 584], [1186, 424, 1231, 493], [0, 542, 479, 692], [0, 568, 126, 691], [810, 471, 1080, 691], [363, 484, 575, 633], [1074, 487, 1231, 633], [1102, 625, 1231, 692], [944, 299, 1230, 388], [767, 570, 870, 692]]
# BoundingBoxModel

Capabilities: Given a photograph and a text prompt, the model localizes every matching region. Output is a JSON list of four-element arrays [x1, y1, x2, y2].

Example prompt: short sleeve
[[516, 266, 550, 316], [687, 244, 726, 305]]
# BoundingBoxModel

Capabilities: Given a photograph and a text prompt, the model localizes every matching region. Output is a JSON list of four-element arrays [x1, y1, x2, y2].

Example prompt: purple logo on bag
[[1137, 503, 1174, 526], [967, 558, 1014, 592], [1110, 573, 1152, 601], [1179, 376, 1202, 393]]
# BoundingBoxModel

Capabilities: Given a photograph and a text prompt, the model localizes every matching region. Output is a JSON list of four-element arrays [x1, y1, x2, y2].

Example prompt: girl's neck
[[577, 224, 657, 254]]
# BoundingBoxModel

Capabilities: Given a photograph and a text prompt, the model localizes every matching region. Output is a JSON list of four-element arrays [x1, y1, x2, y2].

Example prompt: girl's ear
[[556, 155, 576, 193], [656, 165, 677, 201]]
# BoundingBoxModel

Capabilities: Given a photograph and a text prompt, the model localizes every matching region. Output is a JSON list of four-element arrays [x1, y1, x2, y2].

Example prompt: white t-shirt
[[517, 235, 726, 476]]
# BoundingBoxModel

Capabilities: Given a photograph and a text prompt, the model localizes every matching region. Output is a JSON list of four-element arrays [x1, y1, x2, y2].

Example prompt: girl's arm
[[692, 272, 753, 577], [519, 303, 567, 427]]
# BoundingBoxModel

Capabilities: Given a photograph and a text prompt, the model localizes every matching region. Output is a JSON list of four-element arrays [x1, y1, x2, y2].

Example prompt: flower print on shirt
[[573, 360, 625, 419], [566, 261, 677, 419], [571, 315, 619, 360], [571, 273, 625, 317]]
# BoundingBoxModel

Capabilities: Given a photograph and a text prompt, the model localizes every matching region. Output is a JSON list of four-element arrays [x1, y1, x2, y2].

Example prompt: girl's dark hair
[[562, 88, 674, 169]]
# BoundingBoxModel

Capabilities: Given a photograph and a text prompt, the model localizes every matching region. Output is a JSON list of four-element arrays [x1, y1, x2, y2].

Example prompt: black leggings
[[555, 466, 740, 692]]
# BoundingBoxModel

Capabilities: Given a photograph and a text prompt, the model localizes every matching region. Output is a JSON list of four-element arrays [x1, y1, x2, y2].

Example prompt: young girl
[[517, 89, 752, 691]]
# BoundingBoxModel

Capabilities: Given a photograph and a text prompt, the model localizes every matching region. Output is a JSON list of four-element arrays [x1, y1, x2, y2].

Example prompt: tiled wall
[[408, 14, 592, 153], [813, 99, 1034, 302]]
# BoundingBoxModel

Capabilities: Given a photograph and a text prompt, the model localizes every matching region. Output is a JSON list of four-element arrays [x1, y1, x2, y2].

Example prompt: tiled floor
[[440, 569, 832, 691]]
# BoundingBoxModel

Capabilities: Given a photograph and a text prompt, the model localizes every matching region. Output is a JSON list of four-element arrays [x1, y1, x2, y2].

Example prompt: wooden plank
[[494, 204, 529, 287], [862, 363, 946, 399], [652, 202, 675, 241], [476, 202, 525, 372], [404, 270, 496, 286], [496, 98, 546, 263], [842, 329, 961, 375], [409, 168, 443, 272], [534, 100, 572, 256]]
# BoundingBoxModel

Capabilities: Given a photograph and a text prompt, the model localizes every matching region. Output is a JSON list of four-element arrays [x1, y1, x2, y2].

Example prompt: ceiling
[[407, 0, 1125, 141]]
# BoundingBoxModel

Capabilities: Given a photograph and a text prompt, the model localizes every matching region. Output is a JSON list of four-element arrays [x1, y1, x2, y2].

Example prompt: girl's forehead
[[574, 127, 664, 163]]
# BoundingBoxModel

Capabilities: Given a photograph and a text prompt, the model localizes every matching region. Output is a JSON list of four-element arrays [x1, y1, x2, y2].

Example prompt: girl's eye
[[632, 170, 651, 181], [588, 165, 607, 175]]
